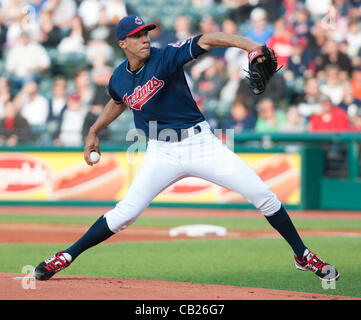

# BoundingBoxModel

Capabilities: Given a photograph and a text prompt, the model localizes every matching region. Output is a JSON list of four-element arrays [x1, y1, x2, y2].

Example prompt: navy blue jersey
[[107, 35, 208, 137]]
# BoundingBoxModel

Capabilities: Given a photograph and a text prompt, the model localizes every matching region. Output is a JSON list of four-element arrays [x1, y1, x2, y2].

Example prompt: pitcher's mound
[[1, 273, 358, 300]]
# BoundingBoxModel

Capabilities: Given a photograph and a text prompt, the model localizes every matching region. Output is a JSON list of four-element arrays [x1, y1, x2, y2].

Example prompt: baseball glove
[[245, 45, 282, 95]]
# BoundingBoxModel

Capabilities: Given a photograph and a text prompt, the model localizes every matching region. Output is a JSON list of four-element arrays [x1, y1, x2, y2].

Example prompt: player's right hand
[[84, 132, 100, 166]]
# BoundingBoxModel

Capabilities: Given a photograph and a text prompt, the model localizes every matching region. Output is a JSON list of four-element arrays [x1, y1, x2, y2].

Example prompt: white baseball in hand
[[90, 151, 101, 164]]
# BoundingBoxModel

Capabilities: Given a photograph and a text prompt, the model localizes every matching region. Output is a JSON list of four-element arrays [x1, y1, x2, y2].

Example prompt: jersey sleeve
[[107, 76, 123, 104], [159, 34, 208, 76]]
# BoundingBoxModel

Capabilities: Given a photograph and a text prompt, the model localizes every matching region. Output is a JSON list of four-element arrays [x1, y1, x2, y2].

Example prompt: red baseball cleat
[[34, 251, 72, 281], [294, 249, 340, 281]]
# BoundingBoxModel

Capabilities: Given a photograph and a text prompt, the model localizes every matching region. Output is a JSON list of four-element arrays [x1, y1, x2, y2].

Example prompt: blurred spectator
[[222, 18, 248, 78], [199, 16, 224, 58], [330, 1, 350, 42], [91, 64, 113, 106], [260, 0, 284, 23], [244, 7, 274, 44], [149, 21, 177, 49], [78, 0, 103, 30], [356, 47, 361, 66], [349, 0, 361, 19], [1, 0, 24, 24], [0, 11, 8, 59], [53, 93, 87, 146], [0, 0, 359, 143], [222, 18, 238, 36], [339, 80, 361, 129], [346, 18, 361, 58], [305, 0, 332, 17], [74, 69, 95, 107], [83, 7, 115, 66], [351, 66, 361, 100], [225, 0, 254, 24], [13, 81, 49, 131], [83, 6, 117, 47], [260, 73, 287, 104], [267, 18, 293, 68], [236, 72, 287, 108], [279, 105, 307, 132], [86, 41, 114, 68], [173, 15, 193, 41], [222, 96, 257, 132], [2, 0, 39, 46], [292, 2, 312, 38], [5, 32, 51, 91], [255, 98, 286, 132], [0, 77, 12, 119], [334, 0, 353, 17], [199, 15, 220, 34], [306, 20, 328, 59], [339, 80, 361, 110], [37, 9, 63, 49], [284, 36, 315, 102], [193, 96, 218, 130], [309, 94, 350, 132], [104, 0, 133, 24], [286, 37, 315, 79], [43, 0, 77, 29], [82, 102, 109, 142], [281, 0, 298, 26], [219, 63, 241, 108], [192, 0, 214, 7], [47, 76, 67, 121], [315, 38, 352, 80], [44, 75, 68, 145], [320, 65, 345, 105], [191, 56, 224, 101], [296, 76, 322, 118], [29, 0, 47, 21], [0, 100, 33, 146], [57, 15, 86, 55]]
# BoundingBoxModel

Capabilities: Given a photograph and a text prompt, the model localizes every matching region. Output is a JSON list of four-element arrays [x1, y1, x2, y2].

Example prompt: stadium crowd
[[0, 0, 360, 146]]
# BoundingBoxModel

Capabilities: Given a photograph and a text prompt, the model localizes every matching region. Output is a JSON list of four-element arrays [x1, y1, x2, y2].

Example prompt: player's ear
[[118, 40, 126, 50]]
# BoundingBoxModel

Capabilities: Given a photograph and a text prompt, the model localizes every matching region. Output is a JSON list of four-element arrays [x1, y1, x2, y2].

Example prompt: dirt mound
[[1, 273, 359, 300]]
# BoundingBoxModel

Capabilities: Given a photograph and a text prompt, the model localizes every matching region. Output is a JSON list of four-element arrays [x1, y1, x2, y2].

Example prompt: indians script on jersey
[[123, 77, 164, 111]]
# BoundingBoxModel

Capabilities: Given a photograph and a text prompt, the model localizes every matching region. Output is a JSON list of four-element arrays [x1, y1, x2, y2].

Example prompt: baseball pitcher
[[34, 15, 339, 282]]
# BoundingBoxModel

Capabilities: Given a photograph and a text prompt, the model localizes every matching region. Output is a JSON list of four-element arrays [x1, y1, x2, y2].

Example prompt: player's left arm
[[196, 32, 261, 53]]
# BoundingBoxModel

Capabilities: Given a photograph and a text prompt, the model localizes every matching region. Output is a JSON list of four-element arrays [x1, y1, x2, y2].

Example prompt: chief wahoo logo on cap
[[135, 16, 143, 25]]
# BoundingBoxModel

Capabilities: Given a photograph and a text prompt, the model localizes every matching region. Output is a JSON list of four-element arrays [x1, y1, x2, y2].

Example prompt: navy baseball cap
[[116, 15, 156, 41]]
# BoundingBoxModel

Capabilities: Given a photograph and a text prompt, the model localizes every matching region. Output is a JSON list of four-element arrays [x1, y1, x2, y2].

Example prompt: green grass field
[[1, 214, 361, 231], [0, 211, 360, 298]]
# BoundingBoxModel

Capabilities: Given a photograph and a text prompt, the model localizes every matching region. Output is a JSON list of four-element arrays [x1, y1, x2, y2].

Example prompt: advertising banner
[[0, 152, 300, 205], [0, 152, 129, 201]]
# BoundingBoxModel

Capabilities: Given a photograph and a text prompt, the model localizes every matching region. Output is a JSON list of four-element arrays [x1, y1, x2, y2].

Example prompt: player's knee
[[104, 201, 139, 233], [255, 189, 281, 217]]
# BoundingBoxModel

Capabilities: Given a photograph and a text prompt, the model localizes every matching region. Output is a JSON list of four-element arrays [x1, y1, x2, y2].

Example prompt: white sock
[[62, 252, 72, 263]]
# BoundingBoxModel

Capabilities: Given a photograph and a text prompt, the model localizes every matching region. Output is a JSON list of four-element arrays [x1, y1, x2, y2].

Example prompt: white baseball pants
[[105, 121, 281, 233]]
